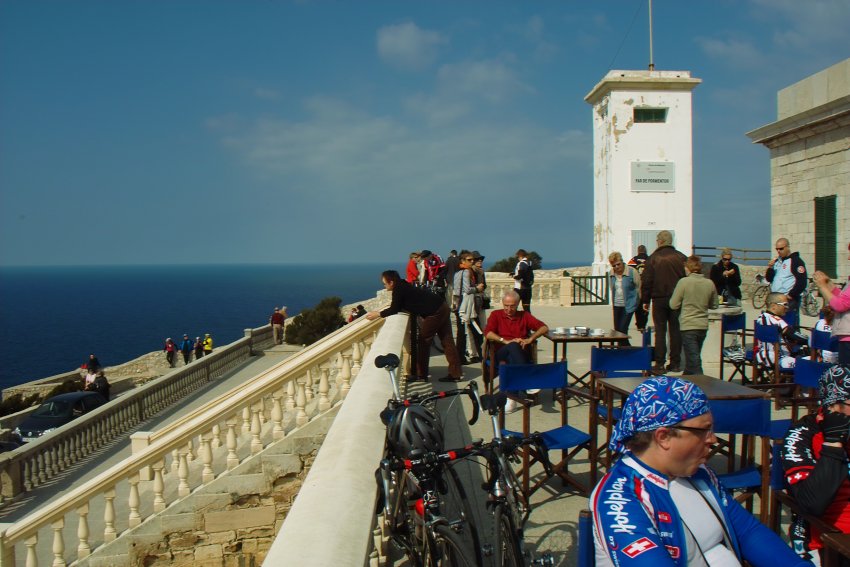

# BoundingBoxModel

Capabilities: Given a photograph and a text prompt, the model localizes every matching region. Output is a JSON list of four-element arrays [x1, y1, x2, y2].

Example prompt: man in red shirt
[[484, 290, 549, 366]]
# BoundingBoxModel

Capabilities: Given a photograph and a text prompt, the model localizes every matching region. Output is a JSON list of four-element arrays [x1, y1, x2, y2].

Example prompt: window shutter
[[814, 195, 837, 279]]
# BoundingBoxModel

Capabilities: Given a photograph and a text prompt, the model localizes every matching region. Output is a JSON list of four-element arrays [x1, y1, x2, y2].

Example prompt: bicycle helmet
[[385, 404, 444, 458]]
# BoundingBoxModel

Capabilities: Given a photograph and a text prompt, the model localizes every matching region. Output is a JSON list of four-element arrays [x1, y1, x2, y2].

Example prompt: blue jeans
[[495, 342, 531, 365], [681, 329, 707, 375]]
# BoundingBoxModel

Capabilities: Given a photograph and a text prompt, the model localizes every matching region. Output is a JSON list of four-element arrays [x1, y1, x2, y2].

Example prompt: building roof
[[584, 69, 701, 105]]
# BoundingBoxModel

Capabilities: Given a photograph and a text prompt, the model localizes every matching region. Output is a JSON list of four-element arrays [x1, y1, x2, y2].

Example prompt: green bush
[[489, 251, 543, 272], [284, 297, 346, 346], [0, 392, 43, 417]]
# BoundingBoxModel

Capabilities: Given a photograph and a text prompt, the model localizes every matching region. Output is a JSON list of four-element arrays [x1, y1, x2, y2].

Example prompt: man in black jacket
[[767, 237, 808, 320], [709, 248, 743, 306], [640, 230, 687, 373], [366, 270, 463, 382]]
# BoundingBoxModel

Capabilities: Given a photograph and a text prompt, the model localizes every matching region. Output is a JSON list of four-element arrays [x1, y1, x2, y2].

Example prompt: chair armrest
[[774, 491, 840, 535]]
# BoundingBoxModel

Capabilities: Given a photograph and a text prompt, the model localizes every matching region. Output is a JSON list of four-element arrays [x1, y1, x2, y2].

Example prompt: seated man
[[592, 376, 811, 567], [483, 290, 549, 366], [782, 364, 850, 564], [755, 292, 807, 370]]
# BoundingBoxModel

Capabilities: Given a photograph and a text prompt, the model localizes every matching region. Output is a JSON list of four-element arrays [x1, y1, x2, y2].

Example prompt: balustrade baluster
[[201, 433, 215, 483], [186, 439, 196, 462], [226, 417, 239, 470], [294, 377, 307, 427], [318, 367, 331, 411], [284, 380, 296, 410], [271, 390, 284, 440], [37, 452, 46, 485], [351, 341, 362, 376], [104, 488, 117, 542], [77, 503, 91, 558], [241, 407, 251, 434], [153, 460, 166, 512], [340, 353, 352, 398], [304, 368, 314, 402], [212, 423, 222, 447], [250, 403, 263, 454], [25, 534, 37, 567], [177, 450, 190, 497], [171, 449, 179, 473], [51, 517, 65, 567], [362, 335, 373, 361], [128, 473, 141, 527], [23, 458, 32, 491]]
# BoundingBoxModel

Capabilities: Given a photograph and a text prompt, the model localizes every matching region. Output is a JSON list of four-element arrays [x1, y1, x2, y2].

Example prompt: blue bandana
[[609, 376, 710, 454]]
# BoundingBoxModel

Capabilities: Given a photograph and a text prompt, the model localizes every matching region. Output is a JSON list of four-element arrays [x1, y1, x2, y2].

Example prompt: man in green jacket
[[670, 255, 718, 375]]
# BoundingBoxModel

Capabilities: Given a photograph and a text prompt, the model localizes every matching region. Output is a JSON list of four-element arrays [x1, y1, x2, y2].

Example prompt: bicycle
[[375, 354, 483, 566], [800, 279, 822, 317], [751, 274, 769, 309]]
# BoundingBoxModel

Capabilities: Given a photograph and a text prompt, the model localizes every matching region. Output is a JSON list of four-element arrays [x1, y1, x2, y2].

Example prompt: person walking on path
[[512, 249, 534, 313], [203, 333, 214, 356], [270, 306, 286, 345], [812, 241, 850, 364], [640, 230, 688, 373], [163, 338, 177, 368], [366, 270, 463, 382], [766, 237, 808, 320], [179, 334, 193, 365], [608, 251, 640, 338], [670, 256, 718, 375], [194, 336, 204, 359], [709, 248, 742, 306]]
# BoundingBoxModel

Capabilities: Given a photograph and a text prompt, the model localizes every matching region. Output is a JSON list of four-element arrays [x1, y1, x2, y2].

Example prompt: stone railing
[[263, 315, 406, 566], [0, 315, 388, 566], [0, 324, 274, 504], [485, 276, 571, 307]]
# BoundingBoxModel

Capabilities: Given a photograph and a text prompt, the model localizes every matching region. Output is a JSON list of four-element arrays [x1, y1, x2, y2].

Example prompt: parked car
[[12, 391, 107, 443]]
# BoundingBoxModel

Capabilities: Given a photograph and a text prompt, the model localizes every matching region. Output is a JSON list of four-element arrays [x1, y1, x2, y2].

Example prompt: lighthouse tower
[[584, 70, 701, 275]]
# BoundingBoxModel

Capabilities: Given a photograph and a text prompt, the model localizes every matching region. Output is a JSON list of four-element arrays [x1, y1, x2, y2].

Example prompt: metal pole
[[648, 0, 655, 71]]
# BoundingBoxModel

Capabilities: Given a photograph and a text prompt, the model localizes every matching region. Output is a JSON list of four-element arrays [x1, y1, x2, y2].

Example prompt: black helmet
[[385, 404, 443, 458]]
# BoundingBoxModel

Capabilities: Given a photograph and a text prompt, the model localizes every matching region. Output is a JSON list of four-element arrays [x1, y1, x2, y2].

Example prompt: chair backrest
[[710, 398, 771, 436], [642, 327, 653, 348], [811, 328, 838, 352], [722, 313, 747, 333], [754, 322, 781, 344], [782, 310, 799, 327], [590, 346, 651, 375], [499, 361, 568, 392], [794, 357, 831, 390], [577, 509, 595, 567]]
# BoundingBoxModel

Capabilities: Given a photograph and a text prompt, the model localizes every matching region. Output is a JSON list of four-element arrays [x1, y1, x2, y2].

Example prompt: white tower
[[585, 70, 701, 275]]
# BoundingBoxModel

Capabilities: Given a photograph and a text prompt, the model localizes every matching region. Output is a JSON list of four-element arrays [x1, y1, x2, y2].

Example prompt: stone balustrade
[[485, 276, 571, 307], [0, 324, 275, 506], [0, 315, 387, 566]]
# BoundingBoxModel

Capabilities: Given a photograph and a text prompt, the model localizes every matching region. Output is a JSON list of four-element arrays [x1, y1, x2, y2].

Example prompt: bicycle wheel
[[752, 285, 769, 310], [493, 504, 524, 567], [802, 292, 821, 317], [441, 464, 483, 566], [425, 524, 477, 567]]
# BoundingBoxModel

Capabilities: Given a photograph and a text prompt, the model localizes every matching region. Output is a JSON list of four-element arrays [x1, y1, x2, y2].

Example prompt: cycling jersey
[[591, 453, 810, 566]]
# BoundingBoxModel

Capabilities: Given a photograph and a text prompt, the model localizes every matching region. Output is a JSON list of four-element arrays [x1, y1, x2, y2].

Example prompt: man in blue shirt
[[766, 238, 808, 320]]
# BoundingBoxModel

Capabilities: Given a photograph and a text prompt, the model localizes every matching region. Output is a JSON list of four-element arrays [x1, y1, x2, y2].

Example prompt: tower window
[[634, 108, 667, 123]]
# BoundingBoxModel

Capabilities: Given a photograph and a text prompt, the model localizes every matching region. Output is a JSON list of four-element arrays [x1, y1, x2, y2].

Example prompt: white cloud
[[694, 36, 765, 69], [211, 95, 583, 205], [376, 22, 447, 70], [750, 0, 849, 48], [436, 59, 532, 103]]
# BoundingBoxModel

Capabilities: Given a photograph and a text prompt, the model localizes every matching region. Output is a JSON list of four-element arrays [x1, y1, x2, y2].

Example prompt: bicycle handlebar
[[383, 382, 481, 426]]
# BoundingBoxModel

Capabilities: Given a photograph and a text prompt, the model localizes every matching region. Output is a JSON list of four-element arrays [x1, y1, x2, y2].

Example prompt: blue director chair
[[719, 313, 753, 382], [499, 361, 598, 496]]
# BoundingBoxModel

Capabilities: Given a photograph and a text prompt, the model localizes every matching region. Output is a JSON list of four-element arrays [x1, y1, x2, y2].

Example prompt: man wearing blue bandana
[[591, 376, 810, 566]]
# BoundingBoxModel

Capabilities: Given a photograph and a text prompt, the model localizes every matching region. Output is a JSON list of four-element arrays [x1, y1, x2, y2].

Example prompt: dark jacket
[[709, 260, 742, 299], [380, 280, 445, 318], [765, 251, 808, 301], [640, 245, 687, 303]]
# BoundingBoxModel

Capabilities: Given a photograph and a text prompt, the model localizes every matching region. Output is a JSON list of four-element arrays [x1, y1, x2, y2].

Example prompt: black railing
[[572, 275, 609, 306], [692, 246, 770, 265]]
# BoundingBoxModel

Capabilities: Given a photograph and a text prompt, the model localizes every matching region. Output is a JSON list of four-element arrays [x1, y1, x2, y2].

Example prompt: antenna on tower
[[648, 0, 655, 71]]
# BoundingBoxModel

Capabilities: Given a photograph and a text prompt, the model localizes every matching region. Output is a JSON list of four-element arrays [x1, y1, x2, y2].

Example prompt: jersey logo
[[658, 511, 672, 523], [665, 545, 681, 559], [623, 537, 657, 558], [797, 266, 806, 274]]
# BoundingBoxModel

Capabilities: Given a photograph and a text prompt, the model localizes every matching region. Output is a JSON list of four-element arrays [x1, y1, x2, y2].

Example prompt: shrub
[[489, 251, 543, 273], [284, 297, 346, 346], [0, 392, 43, 417]]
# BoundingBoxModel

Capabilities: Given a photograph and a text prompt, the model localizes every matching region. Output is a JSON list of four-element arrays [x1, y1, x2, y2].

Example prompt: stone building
[[747, 57, 850, 279], [585, 69, 701, 275]]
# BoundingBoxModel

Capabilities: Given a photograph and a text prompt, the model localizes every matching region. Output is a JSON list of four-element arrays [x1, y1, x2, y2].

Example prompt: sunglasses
[[775, 301, 789, 307], [669, 424, 714, 436]]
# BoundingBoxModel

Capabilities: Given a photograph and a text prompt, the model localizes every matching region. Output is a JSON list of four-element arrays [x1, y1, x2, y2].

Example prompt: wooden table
[[821, 533, 850, 567], [545, 330, 630, 386], [596, 374, 768, 466]]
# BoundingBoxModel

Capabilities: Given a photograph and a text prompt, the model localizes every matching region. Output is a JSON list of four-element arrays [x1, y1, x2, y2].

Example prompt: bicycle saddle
[[375, 353, 400, 369]]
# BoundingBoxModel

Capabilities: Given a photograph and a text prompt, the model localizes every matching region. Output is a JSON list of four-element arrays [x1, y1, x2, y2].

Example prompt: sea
[[0, 261, 581, 393]]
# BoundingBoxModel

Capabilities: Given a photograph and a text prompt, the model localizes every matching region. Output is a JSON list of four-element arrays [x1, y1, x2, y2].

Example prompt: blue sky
[[1, 0, 847, 267]]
